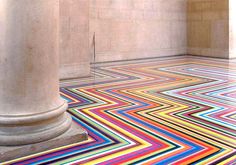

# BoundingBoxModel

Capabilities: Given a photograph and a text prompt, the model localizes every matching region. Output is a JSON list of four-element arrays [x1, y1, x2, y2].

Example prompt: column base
[[0, 119, 88, 163], [0, 101, 72, 146]]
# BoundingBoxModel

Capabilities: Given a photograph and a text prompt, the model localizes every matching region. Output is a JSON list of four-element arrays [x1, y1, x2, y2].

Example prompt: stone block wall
[[229, 0, 236, 58], [59, 0, 90, 79], [187, 0, 229, 58], [90, 0, 187, 62], [58, 0, 234, 79]]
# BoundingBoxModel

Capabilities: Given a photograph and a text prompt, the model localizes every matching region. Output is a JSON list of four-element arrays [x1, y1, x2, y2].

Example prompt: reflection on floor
[[7, 56, 236, 164]]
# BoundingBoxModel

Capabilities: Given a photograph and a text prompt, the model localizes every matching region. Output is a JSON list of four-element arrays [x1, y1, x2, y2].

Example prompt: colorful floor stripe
[[3, 56, 236, 165]]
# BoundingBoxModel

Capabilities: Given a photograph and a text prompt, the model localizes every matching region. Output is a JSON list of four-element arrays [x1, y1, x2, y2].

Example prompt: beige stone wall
[[90, 0, 187, 62], [187, 0, 229, 58], [59, 0, 90, 79], [58, 0, 232, 79], [229, 0, 236, 58]]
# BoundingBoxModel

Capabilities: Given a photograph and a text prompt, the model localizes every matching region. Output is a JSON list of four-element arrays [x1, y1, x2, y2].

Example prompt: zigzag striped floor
[[4, 56, 236, 165]]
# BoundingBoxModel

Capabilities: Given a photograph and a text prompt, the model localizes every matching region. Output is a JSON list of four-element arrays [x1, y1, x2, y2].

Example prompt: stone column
[[0, 0, 72, 146]]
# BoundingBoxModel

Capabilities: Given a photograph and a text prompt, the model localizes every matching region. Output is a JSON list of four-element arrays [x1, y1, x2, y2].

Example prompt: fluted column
[[0, 0, 72, 146]]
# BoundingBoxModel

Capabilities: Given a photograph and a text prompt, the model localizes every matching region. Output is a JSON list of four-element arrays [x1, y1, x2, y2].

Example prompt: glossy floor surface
[[5, 56, 236, 164]]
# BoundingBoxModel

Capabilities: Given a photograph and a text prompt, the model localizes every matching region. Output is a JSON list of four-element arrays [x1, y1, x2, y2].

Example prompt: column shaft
[[0, 0, 71, 146]]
